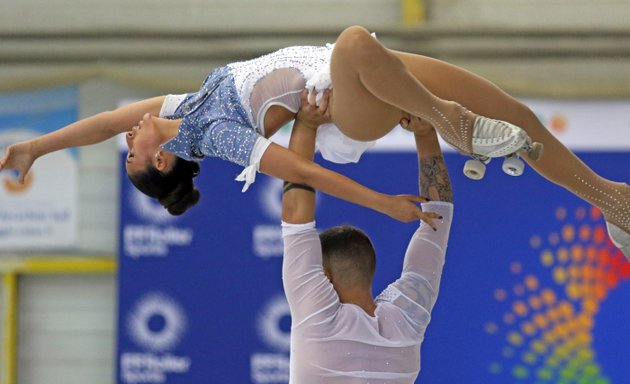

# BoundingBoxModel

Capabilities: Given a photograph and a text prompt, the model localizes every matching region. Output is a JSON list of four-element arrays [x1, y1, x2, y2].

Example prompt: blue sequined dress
[[159, 44, 375, 191]]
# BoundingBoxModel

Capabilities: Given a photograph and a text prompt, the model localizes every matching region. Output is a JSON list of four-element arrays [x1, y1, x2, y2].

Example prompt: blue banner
[[117, 151, 629, 383]]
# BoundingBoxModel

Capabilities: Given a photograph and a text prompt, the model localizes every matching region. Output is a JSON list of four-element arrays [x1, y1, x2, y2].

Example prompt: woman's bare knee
[[335, 26, 379, 59], [338, 25, 371, 42]]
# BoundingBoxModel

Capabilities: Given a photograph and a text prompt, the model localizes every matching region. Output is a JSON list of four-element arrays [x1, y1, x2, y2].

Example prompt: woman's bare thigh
[[329, 48, 403, 141], [391, 50, 528, 124], [329, 50, 526, 142]]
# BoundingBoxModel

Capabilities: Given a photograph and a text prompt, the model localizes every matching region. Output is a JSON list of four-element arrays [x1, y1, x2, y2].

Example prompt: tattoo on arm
[[419, 155, 453, 203]]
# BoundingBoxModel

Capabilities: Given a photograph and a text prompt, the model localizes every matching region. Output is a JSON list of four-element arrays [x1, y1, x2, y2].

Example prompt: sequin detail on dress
[[161, 66, 259, 167]]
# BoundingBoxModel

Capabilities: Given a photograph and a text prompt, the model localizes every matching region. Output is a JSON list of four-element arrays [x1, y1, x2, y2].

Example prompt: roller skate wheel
[[464, 159, 486, 180], [527, 142, 544, 161], [502, 156, 524, 176]]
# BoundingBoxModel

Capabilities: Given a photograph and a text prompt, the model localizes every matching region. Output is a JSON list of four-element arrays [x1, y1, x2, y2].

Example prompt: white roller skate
[[463, 117, 543, 180]]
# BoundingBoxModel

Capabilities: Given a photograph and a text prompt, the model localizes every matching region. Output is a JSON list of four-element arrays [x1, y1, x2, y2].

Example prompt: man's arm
[[281, 90, 339, 327], [280, 90, 320, 224], [402, 116, 453, 203], [383, 116, 453, 321]]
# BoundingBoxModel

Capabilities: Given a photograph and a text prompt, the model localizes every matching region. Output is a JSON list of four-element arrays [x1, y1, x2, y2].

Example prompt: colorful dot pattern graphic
[[485, 206, 630, 383]]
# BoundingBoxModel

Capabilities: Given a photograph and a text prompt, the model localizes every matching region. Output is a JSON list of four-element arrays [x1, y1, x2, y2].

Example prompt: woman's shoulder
[[160, 94, 189, 118]]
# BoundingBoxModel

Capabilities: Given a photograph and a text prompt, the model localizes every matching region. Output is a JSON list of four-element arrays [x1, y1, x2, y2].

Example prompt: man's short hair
[[319, 225, 376, 287]]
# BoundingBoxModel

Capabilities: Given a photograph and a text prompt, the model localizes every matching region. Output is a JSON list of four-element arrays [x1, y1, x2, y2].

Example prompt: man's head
[[320, 225, 376, 290]]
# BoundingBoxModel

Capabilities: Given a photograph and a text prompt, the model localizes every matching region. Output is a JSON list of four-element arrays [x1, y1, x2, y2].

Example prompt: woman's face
[[124, 113, 164, 175]]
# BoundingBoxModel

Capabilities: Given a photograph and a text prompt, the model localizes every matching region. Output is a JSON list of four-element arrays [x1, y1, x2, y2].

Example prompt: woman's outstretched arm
[[260, 143, 435, 225], [0, 96, 165, 182]]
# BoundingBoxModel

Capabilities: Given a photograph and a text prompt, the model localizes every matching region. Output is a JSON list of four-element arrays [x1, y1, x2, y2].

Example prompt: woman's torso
[[162, 44, 375, 166], [227, 45, 333, 136]]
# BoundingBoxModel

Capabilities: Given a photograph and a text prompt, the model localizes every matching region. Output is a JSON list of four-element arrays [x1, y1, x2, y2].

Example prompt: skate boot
[[606, 222, 630, 262], [462, 116, 543, 180]]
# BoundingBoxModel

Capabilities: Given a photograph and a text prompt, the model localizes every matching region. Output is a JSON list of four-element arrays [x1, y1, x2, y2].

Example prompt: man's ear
[[324, 268, 333, 283]]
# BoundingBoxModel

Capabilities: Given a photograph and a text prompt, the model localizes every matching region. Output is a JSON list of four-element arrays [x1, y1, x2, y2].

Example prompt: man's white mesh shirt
[[281, 202, 454, 383]]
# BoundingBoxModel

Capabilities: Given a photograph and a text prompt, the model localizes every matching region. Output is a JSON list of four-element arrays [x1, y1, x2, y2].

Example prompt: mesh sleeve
[[281, 222, 339, 327], [378, 202, 454, 325]]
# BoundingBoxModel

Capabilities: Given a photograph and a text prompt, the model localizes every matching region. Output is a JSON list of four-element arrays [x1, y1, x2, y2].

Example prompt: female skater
[[1, 25, 628, 258]]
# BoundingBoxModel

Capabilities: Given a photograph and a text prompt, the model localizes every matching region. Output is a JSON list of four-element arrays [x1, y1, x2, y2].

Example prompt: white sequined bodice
[[227, 45, 332, 134]]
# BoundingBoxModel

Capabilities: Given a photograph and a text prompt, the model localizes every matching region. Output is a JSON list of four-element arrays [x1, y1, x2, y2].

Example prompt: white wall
[[429, 0, 630, 28], [18, 275, 116, 384], [0, 80, 151, 384], [3, 0, 629, 32], [0, 0, 401, 33]]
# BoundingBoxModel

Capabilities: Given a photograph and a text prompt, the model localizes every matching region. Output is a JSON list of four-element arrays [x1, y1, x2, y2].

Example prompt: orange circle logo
[[550, 114, 568, 133]]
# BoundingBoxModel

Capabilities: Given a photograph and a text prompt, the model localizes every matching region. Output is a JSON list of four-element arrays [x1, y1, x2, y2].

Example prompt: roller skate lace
[[471, 116, 529, 158]]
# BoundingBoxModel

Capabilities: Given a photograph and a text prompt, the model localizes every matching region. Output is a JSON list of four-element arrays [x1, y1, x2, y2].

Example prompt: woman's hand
[[382, 194, 440, 228], [0, 140, 38, 184], [296, 89, 332, 130], [400, 113, 435, 137]]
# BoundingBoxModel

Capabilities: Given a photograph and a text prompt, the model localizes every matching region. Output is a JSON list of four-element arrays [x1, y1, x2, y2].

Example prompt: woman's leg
[[329, 26, 629, 254], [391, 50, 630, 237], [330, 26, 478, 152]]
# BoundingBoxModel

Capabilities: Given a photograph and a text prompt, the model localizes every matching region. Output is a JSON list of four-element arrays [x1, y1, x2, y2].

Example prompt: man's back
[[290, 301, 422, 383], [282, 202, 453, 383]]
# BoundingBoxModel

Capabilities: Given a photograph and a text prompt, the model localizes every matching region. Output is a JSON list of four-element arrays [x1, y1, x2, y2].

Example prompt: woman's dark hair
[[128, 157, 201, 216]]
